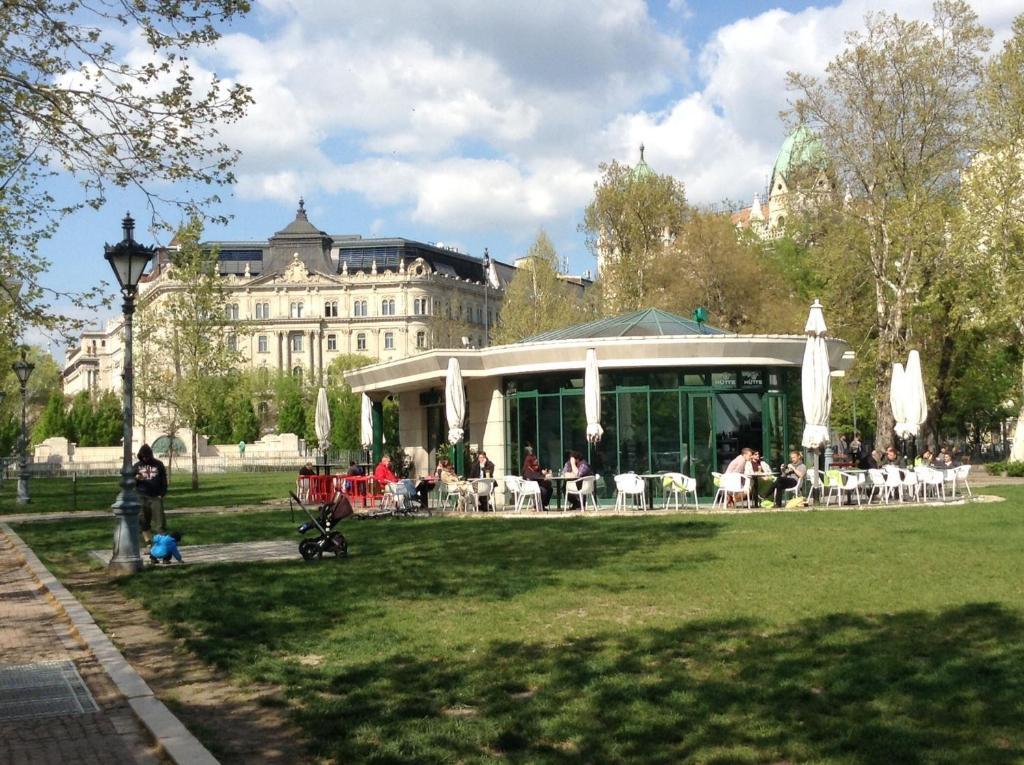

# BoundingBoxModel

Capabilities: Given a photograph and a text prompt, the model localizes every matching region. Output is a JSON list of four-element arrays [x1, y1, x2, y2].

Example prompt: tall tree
[[276, 372, 308, 441], [493, 231, 584, 343], [958, 14, 1024, 460], [31, 391, 66, 445], [141, 218, 245, 488], [0, 1, 251, 340], [786, 1, 991, 447], [582, 158, 688, 313], [655, 210, 804, 333]]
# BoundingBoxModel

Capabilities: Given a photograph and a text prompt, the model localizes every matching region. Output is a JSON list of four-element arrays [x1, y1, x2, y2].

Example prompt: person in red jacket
[[373, 455, 416, 509]]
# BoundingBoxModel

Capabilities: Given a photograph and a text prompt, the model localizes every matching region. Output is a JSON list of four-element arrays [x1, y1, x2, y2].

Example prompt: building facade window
[[292, 366, 303, 381], [327, 334, 337, 351], [226, 303, 239, 320], [476, 307, 483, 324], [381, 298, 396, 316], [257, 335, 268, 353], [289, 301, 304, 318], [384, 331, 395, 350], [353, 299, 367, 317], [227, 334, 237, 352], [324, 300, 338, 317], [413, 297, 428, 315], [416, 331, 426, 350], [356, 333, 367, 351], [255, 302, 270, 319], [290, 334, 303, 352]]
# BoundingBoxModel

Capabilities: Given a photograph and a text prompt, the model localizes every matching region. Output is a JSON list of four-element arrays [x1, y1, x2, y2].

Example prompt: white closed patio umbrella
[[314, 387, 331, 461], [585, 348, 603, 444], [801, 299, 832, 502], [890, 362, 910, 440], [903, 350, 928, 439], [360, 393, 373, 451], [445, 357, 465, 444]]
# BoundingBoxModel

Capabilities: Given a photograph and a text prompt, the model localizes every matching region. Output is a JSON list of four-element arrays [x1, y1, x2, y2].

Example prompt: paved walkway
[[89, 540, 298, 567], [0, 525, 219, 765]]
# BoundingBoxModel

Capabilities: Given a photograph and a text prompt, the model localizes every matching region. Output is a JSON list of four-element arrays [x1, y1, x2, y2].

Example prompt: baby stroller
[[289, 490, 353, 560]]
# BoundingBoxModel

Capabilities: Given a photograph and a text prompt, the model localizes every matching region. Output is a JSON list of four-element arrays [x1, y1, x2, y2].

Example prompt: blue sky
[[38, 0, 1020, 353]]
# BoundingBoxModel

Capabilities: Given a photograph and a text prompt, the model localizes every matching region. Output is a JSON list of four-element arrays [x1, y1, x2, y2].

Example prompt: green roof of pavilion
[[520, 308, 728, 343]]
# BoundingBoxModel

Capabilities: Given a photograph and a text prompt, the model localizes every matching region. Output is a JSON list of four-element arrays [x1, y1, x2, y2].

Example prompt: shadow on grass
[[288, 604, 1024, 764], [123, 517, 722, 650]]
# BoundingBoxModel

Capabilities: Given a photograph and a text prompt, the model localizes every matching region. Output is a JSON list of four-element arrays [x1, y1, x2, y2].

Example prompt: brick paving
[[0, 531, 165, 765]]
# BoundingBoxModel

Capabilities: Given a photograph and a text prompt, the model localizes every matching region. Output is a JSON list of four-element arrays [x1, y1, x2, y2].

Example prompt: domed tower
[[767, 126, 831, 230]]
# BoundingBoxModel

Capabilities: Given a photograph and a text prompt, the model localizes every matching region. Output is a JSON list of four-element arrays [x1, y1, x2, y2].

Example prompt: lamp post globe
[[106, 213, 156, 574], [12, 348, 34, 504]]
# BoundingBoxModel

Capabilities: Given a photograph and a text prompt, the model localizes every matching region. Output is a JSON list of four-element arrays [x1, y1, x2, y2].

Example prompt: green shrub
[[987, 461, 1008, 475], [1007, 461, 1024, 478]]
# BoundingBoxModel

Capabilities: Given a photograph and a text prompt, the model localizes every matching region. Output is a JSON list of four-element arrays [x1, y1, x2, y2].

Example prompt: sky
[[38, 0, 1021, 354]]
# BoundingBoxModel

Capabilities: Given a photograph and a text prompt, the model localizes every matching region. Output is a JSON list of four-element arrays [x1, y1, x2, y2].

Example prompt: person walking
[[134, 444, 168, 546]]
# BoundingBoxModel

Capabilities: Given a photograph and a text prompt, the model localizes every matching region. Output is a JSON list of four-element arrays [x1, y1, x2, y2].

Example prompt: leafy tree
[[582, 158, 688, 313], [139, 218, 247, 488], [230, 397, 260, 445], [493, 231, 584, 343], [654, 210, 804, 333], [276, 373, 308, 441], [0, 1, 251, 339], [957, 14, 1024, 459], [67, 391, 95, 446], [92, 391, 125, 446], [786, 1, 991, 447], [31, 391, 66, 445]]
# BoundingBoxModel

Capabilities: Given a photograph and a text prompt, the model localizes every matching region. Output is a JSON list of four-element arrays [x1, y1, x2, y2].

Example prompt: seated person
[[562, 450, 594, 510], [860, 449, 882, 471], [298, 461, 316, 476], [883, 446, 905, 469], [343, 460, 366, 493], [772, 451, 807, 507], [468, 451, 496, 510], [915, 449, 934, 468], [373, 455, 417, 508], [521, 453, 553, 509]]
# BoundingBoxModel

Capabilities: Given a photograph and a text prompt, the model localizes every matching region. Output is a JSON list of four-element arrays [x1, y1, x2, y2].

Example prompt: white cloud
[[204, 0, 1021, 239]]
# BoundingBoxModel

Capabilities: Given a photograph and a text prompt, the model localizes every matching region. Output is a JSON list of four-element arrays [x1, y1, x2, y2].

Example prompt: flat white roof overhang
[[346, 335, 855, 395]]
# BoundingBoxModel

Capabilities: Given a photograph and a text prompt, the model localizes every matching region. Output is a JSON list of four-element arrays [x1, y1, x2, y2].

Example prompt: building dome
[[631, 143, 656, 181], [770, 126, 825, 192]]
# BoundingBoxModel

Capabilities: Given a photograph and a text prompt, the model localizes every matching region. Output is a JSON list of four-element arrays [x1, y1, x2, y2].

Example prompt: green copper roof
[[630, 143, 656, 181], [770, 126, 825, 189], [520, 308, 727, 343]]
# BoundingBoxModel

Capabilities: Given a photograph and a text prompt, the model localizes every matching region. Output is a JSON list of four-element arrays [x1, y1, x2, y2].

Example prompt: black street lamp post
[[105, 214, 155, 574], [12, 351, 33, 504]]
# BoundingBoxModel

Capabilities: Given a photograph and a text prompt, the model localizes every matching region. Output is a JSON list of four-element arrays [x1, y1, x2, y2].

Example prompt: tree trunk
[[191, 430, 199, 490], [1011, 358, 1024, 463]]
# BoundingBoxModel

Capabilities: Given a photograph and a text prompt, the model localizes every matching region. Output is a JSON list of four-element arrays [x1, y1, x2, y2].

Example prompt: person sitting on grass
[[149, 531, 183, 565]]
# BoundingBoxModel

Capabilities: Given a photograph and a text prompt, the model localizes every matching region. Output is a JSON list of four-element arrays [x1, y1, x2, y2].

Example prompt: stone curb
[[0, 522, 220, 765]]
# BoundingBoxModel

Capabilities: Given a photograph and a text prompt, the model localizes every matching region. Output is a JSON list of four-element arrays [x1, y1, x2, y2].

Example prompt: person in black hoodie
[[134, 444, 168, 545]]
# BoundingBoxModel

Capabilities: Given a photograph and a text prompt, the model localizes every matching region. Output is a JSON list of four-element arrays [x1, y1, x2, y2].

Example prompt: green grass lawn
[[0, 470, 297, 515], [17, 489, 1024, 764]]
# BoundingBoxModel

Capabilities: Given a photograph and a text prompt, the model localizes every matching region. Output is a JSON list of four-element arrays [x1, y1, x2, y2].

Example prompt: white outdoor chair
[[614, 472, 647, 511], [915, 466, 946, 502], [296, 476, 312, 503], [713, 472, 751, 509], [882, 465, 905, 503], [503, 475, 522, 509], [867, 469, 888, 503], [565, 475, 599, 511], [953, 464, 974, 498], [828, 471, 862, 506], [440, 481, 465, 511], [901, 468, 919, 502], [781, 471, 804, 505], [505, 476, 542, 512], [662, 472, 698, 509], [468, 478, 496, 511]]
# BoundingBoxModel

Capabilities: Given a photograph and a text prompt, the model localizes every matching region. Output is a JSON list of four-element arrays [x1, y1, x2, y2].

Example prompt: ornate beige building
[[62, 201, 511, 398]]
